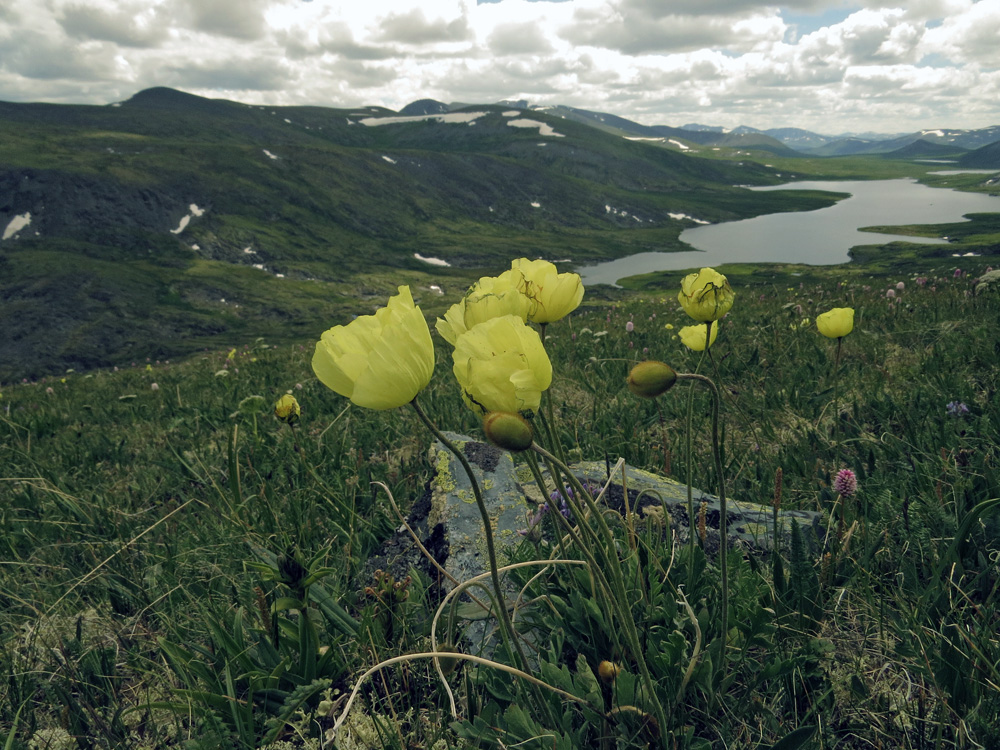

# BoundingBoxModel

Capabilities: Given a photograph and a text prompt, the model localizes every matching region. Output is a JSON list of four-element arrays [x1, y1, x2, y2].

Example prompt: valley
[[1, 87, 998, 381]]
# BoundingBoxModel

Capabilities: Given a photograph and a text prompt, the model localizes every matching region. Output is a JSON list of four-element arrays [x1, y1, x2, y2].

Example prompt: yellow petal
[[678, 322, 719, 351], [312, 286, 434, 409], [452, 315, 551, 416], [816, 307, 855, 339]]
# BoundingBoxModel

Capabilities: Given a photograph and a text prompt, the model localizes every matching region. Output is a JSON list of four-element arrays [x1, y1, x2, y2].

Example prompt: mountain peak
[[121, 87, 234, 114], [398, 98, 451, 116]]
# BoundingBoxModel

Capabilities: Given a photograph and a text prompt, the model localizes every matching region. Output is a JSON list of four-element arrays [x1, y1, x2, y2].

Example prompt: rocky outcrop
[[368, 433, 824, 597]]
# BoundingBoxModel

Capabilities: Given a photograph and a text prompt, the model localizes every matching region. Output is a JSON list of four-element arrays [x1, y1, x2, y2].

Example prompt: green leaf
[[767, 725, 817, 750]]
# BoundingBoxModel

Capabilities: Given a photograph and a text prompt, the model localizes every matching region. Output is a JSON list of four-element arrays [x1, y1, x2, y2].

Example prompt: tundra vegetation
[[2, 251, 1000, 750]]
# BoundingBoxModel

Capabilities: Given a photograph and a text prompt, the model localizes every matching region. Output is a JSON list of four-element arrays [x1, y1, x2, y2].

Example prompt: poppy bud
[[598, 660, 621, 683], [627, 361, 677, 399], [483, 411, 534, 452]]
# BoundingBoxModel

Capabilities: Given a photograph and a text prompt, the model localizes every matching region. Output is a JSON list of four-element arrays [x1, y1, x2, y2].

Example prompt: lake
[[576, 175, 1000, 286]]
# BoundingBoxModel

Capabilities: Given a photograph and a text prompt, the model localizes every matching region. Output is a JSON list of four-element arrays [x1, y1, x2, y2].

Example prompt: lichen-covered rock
[[521, 460, 823, 555]]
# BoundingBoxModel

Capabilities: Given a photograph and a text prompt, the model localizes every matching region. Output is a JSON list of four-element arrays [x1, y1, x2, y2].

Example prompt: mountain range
[[0, 87, 823, 380], [1, 87, 998, 380]]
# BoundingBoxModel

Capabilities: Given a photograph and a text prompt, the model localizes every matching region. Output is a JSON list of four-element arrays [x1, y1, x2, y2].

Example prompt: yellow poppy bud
[[435, 270, 531, 346], [816, 307, 855, 339], [679, 323, 719, 351], [677, 267, 735, 322], [274, 394, 301, 424], [598, 660, 621, 683], [312, 286, 435, 410], [627, 361, 677, 399], [452, 315, 552, 417], [483, 411, 534, 452], [510, 258, 585, 324]]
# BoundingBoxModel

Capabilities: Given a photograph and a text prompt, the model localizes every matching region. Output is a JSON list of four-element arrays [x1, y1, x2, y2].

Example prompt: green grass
[[3, 258, 1000, 748]]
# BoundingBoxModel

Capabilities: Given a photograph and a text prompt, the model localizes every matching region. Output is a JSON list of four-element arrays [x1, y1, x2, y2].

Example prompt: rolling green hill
[[959, 140, 1000, 169], [1, 87, 837, 381]]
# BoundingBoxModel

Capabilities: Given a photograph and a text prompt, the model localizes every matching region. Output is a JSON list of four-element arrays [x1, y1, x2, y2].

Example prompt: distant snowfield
[[359, 112, 486, 127], [507, 118, 564, 137], [170, 204, 205, 234], [414, 253, 451, 267], [669, 212, 709, 224], [625, 136, 689, 150], [3, 212, 31, 240]]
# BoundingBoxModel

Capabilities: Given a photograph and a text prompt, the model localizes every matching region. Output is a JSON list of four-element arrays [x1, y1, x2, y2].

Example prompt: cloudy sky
[[1, 0, 998, 134]]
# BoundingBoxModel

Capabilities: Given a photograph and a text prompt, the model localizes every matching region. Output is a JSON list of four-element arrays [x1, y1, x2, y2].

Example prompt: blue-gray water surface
[[577, 176, 1000, 286]]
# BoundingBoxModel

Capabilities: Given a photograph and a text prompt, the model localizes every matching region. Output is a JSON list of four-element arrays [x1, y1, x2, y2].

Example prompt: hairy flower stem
[[523, 451, 617, 608], [538, 322, 569, 467], [833, 336, 843, 466], [410, 398, 531, 679], [531, 444, 669, 745], [685, 348, 709, 559], [677, 372, 729, 672]]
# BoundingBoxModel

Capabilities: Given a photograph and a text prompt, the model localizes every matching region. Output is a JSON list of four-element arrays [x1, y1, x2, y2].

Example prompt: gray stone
[[368, 434, 823, 595]]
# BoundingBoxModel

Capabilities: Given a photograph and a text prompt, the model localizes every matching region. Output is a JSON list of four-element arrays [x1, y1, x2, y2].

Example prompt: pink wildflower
[[833, 468, 857, 497], [896, 281, 905, 290], [886, 289, 896, 299], [626, 321, 634, 333]]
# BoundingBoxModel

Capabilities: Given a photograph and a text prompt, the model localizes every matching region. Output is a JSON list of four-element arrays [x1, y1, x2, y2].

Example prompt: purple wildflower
[[946, 401, 970, 418], [833, 469, 857, 498]]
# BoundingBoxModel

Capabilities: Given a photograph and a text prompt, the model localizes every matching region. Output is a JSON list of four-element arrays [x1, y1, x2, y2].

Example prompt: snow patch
[[667, 139, 689, 150], [668, 212, 710, 224], [429, 284, 443, 295], [3, 212, 31, 240], [507, 118, 564, 137], [360, 112, 486, 127], [502, 111, 521, 117], [263, 149, 279, 160], [414, 253, 451, 267], [531, 201, 541, 208], [382, 155, 397, 164], [243, 246, 257, 254], [170, 204, 205, 235]]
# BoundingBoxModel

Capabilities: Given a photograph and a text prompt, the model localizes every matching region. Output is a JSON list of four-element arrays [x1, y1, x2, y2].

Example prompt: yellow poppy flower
[[510, 258, 584, 324], [677, 267, 735, 322], [816, 307, 855, 339], [312, 285, 435, 410], [679, 323, 719, 351], [452, 315, 552, 417], [435, 270, 531, 345], [274, 394, 301, 424]]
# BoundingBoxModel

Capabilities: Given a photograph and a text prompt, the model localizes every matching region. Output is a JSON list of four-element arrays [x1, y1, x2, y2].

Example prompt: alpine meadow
[[3, 88, 1000, 750]]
